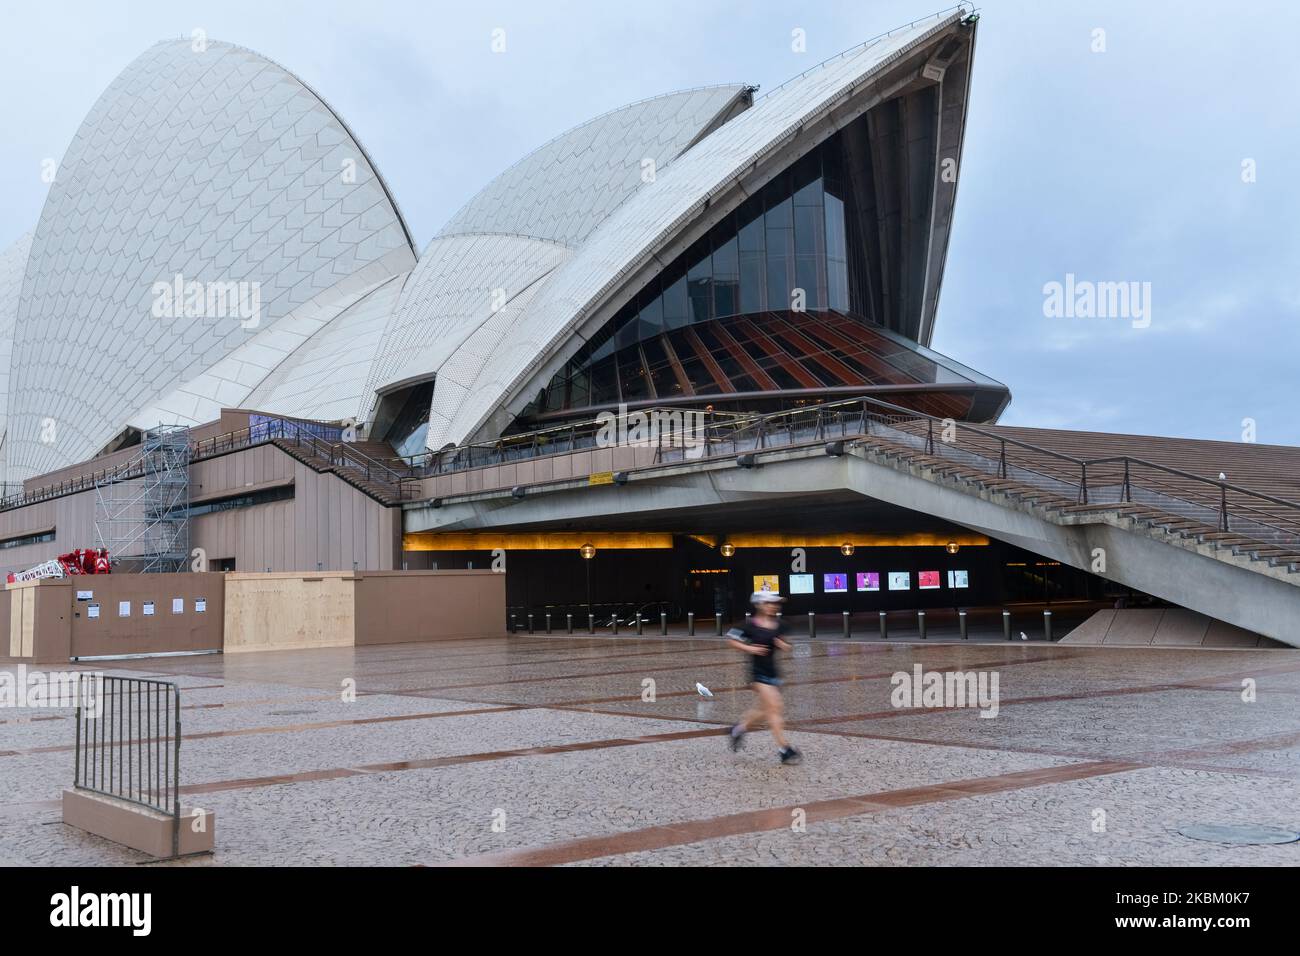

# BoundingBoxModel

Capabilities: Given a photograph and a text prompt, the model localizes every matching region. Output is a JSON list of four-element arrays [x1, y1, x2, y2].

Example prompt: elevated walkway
[[403, 397, 1300, 647]]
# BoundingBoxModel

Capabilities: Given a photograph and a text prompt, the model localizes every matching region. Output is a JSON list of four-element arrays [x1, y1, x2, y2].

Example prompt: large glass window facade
[[529, 140, 854, 415], [608, 139, 850, 346], [514, 111, 1007, 427]]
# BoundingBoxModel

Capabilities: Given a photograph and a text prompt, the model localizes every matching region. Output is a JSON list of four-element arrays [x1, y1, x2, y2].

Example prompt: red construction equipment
[[6, 549, 111, 584]]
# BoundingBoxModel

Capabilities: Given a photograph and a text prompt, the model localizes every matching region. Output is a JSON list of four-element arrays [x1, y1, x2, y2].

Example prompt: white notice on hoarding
[[172, 598, 184, 614], [76, 590, 93, 602], [143, 602, 155, 616], [118, 601, 131, 618], [87, 604, 100, 619], [195, 599, 207, 613]]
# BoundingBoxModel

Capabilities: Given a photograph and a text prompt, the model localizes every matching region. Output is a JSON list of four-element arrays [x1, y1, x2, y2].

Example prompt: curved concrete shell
[[426, 9, 978, 447], [1, 9, 994, 483], [439, 85, 751, 248], [5, 38, 415, 480], [0, 230, 34, 483]]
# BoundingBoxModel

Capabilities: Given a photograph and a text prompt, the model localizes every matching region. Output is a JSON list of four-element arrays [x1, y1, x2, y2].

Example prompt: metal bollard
[[715, 612, 723, 636], [660, 612, 668, 636], [745, 612, 752, 626], [636, 614, 643, 636], [528, 613, 535, 634], [842, 610, 850, 640], [612, 615, 619, 635], [687, 612, 695, 636], [566, 613, 573, 635], [510, 614, 517, 634], [1003, 609, 1012, 641], [1043, 609, 1053, 642], [879, 610, 888, 640], [917, 610, 927, 640], [808, 612, 816, 640], [959, 610, 968, 640], [545, 613, 552, 635], [588, 613, 595, 635]]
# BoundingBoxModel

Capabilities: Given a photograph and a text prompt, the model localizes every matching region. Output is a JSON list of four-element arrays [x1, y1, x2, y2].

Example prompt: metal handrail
[[406, 393, 1300, 549], [4, 417, 409, 513]]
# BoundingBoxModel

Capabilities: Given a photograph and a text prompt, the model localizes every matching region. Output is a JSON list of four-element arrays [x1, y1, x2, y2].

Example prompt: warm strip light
[[723, 533, 990, 548], [403, 532, 675, 551]]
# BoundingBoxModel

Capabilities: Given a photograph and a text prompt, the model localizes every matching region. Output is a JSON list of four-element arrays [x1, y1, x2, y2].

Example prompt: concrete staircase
[[270, 436, 411, 506], [856, 433, 1300, 595]]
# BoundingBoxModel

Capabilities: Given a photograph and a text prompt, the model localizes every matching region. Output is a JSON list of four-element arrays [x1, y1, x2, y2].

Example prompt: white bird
[[1219, 472, 1227, 481], [696, 682, 713, 697], [1019, 631, 1029, 641]]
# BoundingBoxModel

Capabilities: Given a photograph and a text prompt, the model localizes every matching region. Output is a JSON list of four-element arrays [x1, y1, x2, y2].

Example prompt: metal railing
[[4, 417, 416, 514], [407, 394, 1300, 555], [73, 676, 182, 857]]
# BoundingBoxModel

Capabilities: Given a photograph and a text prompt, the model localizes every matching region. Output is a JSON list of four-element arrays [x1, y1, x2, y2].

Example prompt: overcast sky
[[3, 0, 1297, 445]]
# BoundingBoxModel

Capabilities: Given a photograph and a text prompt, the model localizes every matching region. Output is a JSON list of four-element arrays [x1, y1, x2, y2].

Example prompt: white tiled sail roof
[[359, 232, 572, 424], [426, 11, 967, 448], [0, 230, 34, 480], [4, 38, 415, 480], [1, 10, 973, 479], [438, 86, 749, 248]]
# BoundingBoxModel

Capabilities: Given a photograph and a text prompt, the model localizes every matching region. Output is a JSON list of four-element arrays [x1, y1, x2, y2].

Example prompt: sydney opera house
[[2, 8, 1298, 646]]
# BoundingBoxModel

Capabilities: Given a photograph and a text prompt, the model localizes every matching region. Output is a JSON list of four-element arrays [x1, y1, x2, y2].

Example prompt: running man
[[726, 592, 802, 764]]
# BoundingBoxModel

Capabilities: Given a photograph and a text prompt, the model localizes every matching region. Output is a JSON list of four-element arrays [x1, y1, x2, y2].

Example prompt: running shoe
[[729, 725, 745, 752], [779, 746, 802, 765]]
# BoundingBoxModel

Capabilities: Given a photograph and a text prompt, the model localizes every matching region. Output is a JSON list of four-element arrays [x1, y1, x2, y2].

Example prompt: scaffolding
[[94, 426, 192, 573]]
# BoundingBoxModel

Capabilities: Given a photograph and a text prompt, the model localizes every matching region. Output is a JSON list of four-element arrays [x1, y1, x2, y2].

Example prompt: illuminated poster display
[[888, 571, 911, 591], [918, 570, 941, 590], [753, 574, 780, 594], [789, 574, 814, 594], [947, 570, 969, 589], [823, 573, 848, 593], [856, 572, 880, 591]]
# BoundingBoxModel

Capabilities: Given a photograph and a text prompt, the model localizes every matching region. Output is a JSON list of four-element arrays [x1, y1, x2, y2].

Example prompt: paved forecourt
[[2, 634, 1299, 866]]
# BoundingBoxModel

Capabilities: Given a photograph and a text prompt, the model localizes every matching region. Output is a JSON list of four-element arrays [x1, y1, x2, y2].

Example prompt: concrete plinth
[[62, 788, 215, 858]]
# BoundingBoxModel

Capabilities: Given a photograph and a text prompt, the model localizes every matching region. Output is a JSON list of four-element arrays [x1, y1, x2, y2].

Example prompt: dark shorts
[[753, 674, 783, 687]]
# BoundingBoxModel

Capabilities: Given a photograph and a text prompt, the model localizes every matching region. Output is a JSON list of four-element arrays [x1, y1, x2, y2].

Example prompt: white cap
[[751, 591, 785, 605]]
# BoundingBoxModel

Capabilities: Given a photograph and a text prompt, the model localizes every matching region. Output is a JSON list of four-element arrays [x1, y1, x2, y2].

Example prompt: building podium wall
[[223, 570, 506, 653], [1, 571, 506, 663]]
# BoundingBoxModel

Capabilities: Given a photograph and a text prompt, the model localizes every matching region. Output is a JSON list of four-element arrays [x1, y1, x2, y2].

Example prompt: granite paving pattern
[[2, 637, 1298, 866]]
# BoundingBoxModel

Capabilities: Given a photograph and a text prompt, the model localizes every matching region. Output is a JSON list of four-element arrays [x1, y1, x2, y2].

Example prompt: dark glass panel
[[712, 234, 739, 319], [640, 338, 680, 398], [661, 261, 689, 331], [568, 365, 591, 408], [637, 291, 663, 340], [588, 323, 616, 365], [687, 238, 712, 324], [792, 151, 822, 207], [543, 369, 567, 412], [739, 255, 764, 314], [764, 172, 795, 312], [737, 195, 765, 251], [589, 355, 620, 406], [618, 348, 652, 402], [737, 193, 766, 314], [824, 192, 849, 312], [795, 256, 823, 312], [613, 302, 640, 349]]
